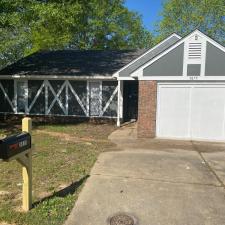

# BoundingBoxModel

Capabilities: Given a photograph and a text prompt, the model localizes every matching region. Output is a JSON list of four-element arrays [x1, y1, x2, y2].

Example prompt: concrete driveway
[[65, 124, 225, 225]]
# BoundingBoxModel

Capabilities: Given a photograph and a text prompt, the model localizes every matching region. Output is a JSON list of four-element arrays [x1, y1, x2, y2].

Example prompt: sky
[[124, 0, 163, 32]]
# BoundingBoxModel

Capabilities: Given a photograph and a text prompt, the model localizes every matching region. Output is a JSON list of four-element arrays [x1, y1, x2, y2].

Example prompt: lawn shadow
[[32, 175, 89, 208]]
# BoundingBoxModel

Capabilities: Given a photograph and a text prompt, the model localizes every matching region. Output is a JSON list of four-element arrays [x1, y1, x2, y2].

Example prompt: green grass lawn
[[0, 121, 116, 225]]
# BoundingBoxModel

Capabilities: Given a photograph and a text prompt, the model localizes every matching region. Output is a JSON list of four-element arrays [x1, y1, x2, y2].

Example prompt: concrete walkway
[[65, 123, 225, 225]]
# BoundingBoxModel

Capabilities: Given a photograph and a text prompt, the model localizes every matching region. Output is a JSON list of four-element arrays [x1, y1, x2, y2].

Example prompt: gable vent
[[188, 43, 202, 59]]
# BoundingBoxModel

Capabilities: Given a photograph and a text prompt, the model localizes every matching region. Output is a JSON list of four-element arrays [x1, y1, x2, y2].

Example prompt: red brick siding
[[137, 81, 157, 138]]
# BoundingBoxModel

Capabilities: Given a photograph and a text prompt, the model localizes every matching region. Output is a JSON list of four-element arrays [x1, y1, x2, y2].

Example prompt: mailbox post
[[0, 117, 32, 211], [20, 117, 32, 211]]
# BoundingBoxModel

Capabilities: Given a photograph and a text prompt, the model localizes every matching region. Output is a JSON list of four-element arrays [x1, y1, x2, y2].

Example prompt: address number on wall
[[189, 76, 199, 80]]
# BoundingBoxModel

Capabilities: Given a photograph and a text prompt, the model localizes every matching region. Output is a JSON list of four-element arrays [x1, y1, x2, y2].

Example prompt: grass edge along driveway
[[0, 122, 116, 225]]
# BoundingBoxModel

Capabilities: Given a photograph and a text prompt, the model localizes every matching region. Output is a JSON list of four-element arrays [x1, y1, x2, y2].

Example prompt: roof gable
[[205, 42, 225, 76], [114, 33, 181, 78], [128, 29, 225, 80]]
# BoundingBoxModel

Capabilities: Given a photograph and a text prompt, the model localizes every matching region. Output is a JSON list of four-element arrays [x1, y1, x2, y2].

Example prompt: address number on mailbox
[[0, 132, 31, 160]]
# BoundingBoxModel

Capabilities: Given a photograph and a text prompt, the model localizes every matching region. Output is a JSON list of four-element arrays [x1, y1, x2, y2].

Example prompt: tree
[[0, 0, 153, 69], [0, 1, 31, 68], [156, 0, 225, 44], [73, 0, 153, 50]]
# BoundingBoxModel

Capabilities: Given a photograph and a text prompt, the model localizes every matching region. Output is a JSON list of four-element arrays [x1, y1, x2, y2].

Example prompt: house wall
[[187, 64, 201, 76], [143, 44, 184, 76], [0, 79, 118, 118], [119, 35, 180, 77], [137, 80, 157, 138], [205, 42, 225, 76]]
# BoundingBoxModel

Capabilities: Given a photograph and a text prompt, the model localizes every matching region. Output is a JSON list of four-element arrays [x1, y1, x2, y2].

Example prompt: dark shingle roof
[[0, 49, 146, 77]]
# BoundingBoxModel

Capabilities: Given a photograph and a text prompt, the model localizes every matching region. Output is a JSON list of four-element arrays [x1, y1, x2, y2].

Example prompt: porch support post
[[117, 80, 123, 127]]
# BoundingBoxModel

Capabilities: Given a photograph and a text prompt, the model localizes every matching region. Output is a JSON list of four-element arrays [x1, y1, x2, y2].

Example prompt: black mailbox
[[0, 132, 31, 160]]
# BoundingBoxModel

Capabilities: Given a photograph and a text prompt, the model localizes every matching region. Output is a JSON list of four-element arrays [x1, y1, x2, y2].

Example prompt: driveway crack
[[191, 141, 225, 189], [91, 173, 222, 188]]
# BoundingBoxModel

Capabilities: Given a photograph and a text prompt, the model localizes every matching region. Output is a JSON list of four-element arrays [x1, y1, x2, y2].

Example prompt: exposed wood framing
[[14, 80, 17, 113], [67, 81, 87, 116], [100, 81, 103, 115], [86, 81, 90, 116], [44, 80, 48, 114], [100, 86, 118, 116], [0, 79, 118, 118], [65, 80, 69, 115], [47, 80, 67, 115], [28, 81, 45, 112], [0, 81, 15, 112]]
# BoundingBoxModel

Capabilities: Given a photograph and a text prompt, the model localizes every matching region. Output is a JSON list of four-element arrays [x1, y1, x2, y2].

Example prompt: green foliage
[[156, 0, 225, 44], [0, 1, 31, 68], [0, 0, 153, 69]]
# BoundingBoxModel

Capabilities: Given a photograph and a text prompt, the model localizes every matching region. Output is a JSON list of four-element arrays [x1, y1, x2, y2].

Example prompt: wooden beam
[[20, 117, 32, 211]]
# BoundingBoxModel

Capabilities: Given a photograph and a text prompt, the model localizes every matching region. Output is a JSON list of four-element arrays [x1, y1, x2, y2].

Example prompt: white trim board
[[113, 33, 181, 78], [130, 30, 225, 79], [138, 76, 225, 81], [0, 75, 116, 81]]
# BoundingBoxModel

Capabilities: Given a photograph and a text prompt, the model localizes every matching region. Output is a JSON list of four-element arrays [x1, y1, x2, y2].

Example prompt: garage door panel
[[157, 84, 225, 141], [191, 87, 225, 140], [157, 86, 191, 138]]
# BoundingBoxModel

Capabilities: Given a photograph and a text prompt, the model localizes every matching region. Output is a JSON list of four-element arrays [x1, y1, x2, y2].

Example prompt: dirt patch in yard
[[0, 122, 116, 225], [36, 130, 109, 144], [0, 222, 16, 225]]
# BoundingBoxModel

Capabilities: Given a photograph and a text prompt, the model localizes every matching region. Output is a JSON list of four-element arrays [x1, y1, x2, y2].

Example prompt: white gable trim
[[112, 33, 181, 78], [138, 76, 225, 81], [182, 31, 207, 77], [130, 30, 225, 79]]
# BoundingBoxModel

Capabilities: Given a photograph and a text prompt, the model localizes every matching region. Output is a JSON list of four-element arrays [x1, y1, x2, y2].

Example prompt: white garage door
[[157, 83, 225, 141]]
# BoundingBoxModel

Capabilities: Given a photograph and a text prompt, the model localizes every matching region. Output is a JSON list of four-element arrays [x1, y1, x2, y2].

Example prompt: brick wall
[[137, 81, 157, 138]]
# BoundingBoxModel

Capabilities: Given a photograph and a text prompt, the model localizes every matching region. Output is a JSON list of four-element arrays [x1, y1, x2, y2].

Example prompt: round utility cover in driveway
[[108, 213, 138, 225]]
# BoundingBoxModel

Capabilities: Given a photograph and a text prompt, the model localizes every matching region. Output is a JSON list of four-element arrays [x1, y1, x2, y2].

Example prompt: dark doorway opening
[[123, 80, 138, 122]]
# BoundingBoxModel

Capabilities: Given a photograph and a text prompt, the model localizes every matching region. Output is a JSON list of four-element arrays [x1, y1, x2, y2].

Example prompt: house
[[0, 29, 225, 141]]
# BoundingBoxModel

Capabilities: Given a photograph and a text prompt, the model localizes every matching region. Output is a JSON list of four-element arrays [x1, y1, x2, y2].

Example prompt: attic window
[[188, 43, 202, 59]]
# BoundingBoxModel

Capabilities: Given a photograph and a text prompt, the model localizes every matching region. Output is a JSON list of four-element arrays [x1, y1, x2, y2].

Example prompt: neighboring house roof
[[114, 33, 181, 77], [0, 49, 146, 77]]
